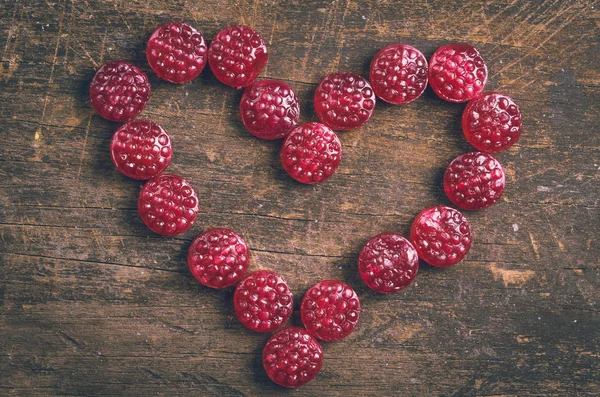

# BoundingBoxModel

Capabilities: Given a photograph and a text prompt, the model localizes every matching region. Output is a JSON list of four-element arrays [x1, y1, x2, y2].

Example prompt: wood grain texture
[[1, 0, 599, 395]]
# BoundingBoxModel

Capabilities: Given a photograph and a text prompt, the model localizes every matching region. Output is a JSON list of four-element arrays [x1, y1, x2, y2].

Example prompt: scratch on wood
[[528, 232, 541, 261], [490, 264, 536, 287], [76, 113, 92, 184]]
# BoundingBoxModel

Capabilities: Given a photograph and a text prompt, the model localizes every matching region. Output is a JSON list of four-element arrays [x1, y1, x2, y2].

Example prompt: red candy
[[234, 270, 293, 332], [358, 233, 419, 294], [138, 174, 199, 236], [90, 60, 151, 122], [369, 44, 428, 104], [301, 280, 360, 341], [281, 122, 342, 184], [146, 22, 207, 84], [208, 25, 268, 89], [428, 43, 487, 103], [444, 152, 506, 210], [314, 72, 376, 130], [463, 92, 523, 152], [263, 326, 323, 388], [110, 120, 172, 180], [240, 80, 300, 140], [188, 228, 249, 288], [410, 206, 472, 267]]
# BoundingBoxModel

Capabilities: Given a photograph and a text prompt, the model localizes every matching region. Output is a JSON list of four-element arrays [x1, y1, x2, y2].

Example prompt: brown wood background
[[1, 0, 599, 395]]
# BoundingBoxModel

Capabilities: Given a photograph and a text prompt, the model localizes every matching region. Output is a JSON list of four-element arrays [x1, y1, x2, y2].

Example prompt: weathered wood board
[[1, 0, 598, 395]]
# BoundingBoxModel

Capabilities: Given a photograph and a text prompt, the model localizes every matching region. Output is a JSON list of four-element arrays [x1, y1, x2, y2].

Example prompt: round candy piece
[[410, 206, 472, 267], [314, 72, 376, 130], [281, 122, 342, 184], [463, 92, 523, 152], [138, 174, 199, 236], [444, 152, 506, 210], [428, 43, 487, 103], [263, 326, 323, 388], [240, 80, 300, 140], [146, 22, 207, 83], [110, 120, 172, 180], [358, 233, 419, 294], [300, 280, 360, 341], [369, 43, 428, 104], [207, 25, 268, 89], [90, 60, 151, 122], [234, 270, 293, 332], [188, 228, 249, 288]]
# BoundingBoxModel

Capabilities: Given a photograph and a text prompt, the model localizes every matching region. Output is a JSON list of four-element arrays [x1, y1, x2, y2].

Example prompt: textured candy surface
[[429, 43, 487, 103], [208, 25, 268, 88], [234, 270, 293, 332], [370, 44, 428, 104], [90, 60, 151, 122], [463, 92, 523, 152], [110, 120, 172, 180], [358, 233, 419, 294], [314, 72, 376, 130], [263, 327, 323, 388], [146, 22, 207, 83], [301, 280, 360, 341], [444, 152, 505, 210], [188, 228, 249, 288], [138, 174, 198, 236], [410, 206, 472, 267], [281, 122, 342, 184], [240, 80, 300, 140]]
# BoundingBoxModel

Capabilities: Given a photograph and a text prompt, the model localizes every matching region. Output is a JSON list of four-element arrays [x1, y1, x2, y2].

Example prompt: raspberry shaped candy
[[369, 44, 428, 104], [429, 43, 488, 103], [410, 206, 472, 267], [301, 280, 360, 341], [240, 80, 300, 140], [263, 327, 323, 388], [444, 152, 506, 211], [281, 122, 342, 184], [90, 60, 151, 122], [358, 233, 419, 294], [208, 25, 268, 89], [188, 228, 249, 288], [234, 270, 293, 332], [146, 22, 207, 83], [110, 120, 172, 180], [314, 72, 376, 130], [463, 93, 523, 153], [138, 174, 199, 236]]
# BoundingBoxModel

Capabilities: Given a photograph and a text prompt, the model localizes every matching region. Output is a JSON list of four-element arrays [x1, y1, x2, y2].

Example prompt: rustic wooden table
[[1, 0, 598, 395]]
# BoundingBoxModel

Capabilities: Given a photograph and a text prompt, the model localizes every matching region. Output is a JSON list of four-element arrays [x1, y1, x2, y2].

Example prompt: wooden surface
[[1, 0, 599, 395]]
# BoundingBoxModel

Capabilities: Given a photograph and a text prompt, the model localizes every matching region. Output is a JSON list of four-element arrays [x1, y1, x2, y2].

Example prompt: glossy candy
[[146, 22, 207, 83], [90, 60, 151, 122]]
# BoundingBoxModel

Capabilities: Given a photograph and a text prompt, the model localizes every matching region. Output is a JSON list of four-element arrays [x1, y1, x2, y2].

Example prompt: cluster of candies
[[89, 22, 522, 388]]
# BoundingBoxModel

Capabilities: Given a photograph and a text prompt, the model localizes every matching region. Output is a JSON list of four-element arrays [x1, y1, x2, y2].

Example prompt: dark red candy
[[146, 22, 207, 83], [281, 122, 342, 184], [444, 152, 506, 210], [138, 174, 198, 236], [428, 43, 487, 103], [240, 80, 300, 140], [314, 72, 376, 130], [263, 326, 323, 388], [410, 205, 472, 267], [463, 92, 523, 152], [369, 44, 428, 104], [188, 228, 249, 288], [234, 270, 293, 332], [90, 60, 151, 122], [301, 280, 360, 341], [110, 120, 172, 180], [358, 233, 419, 294], [207, 25, 268, 89]]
